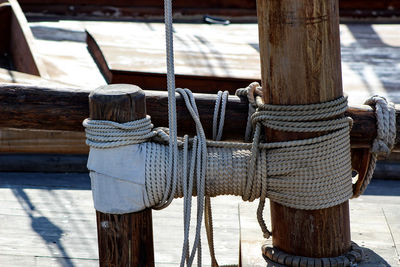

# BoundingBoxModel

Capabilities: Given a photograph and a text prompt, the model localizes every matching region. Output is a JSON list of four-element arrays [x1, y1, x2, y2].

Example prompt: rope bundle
[[83, 0, 396, 265]]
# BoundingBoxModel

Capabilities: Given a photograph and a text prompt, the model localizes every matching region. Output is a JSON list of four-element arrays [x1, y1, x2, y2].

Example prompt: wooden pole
[[89, 84, 154, 267], [257, 0, 351, 258]]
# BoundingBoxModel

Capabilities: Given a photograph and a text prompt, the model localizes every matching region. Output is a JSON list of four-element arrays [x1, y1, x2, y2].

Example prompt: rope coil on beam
[[84, 86, 396, 267]]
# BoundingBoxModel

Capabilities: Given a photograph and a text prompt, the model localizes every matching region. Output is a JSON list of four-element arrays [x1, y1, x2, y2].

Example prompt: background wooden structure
[[15, 0, 400, 20], [0, 0, 47, 77]]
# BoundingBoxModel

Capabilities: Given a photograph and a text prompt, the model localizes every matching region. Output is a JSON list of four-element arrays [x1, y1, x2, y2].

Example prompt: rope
[[83, 116, 156, 148], [353, 96, 396, 197], [83, 92, 396, 267], [83, 1, 396, 266], [205, 90, 237, 267]]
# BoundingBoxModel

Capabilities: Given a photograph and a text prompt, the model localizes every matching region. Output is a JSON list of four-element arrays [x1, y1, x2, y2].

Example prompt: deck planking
[[0, 173, 399, 266], [20, 20, 400, 104], [83, 22, 400, 104]]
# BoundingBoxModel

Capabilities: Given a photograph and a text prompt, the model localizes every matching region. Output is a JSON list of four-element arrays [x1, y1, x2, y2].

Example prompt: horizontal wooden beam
[[0, 83, 399, 151]]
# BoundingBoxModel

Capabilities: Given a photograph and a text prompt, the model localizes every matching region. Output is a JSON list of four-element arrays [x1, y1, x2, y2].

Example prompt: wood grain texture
[[0, 84, 399, 152], [7, 0, 48, 77], [84, 21, 400, 99], [85, 25, 259, 93], [0, 128, 87, 154], [257, 0, 350, 258], [89, 84, 154, 267]]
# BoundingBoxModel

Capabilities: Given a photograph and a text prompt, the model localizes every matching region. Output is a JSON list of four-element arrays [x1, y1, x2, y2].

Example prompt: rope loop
[[353, 96, 396, 197], [364, 95, 396, 156], [83, 116, 156, 148]]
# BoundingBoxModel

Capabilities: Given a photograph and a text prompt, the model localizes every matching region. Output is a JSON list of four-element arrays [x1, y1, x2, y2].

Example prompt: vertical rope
[[155, 0, 178, 210]]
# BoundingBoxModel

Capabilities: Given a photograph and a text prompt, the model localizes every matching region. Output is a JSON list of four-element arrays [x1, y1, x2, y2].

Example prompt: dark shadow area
[[263, 247, 392, 266], [0, 154, 88, 173], [363, 179, 400, 196], [343, 24, 400, 98], [11, 187, 76, 267], [0, 172, 91, 190], [30, 25, 86, 42]]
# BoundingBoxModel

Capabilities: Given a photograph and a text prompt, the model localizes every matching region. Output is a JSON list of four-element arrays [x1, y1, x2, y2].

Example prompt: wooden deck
[[21, 20, 400, 104], [0, 172, 398, 266]]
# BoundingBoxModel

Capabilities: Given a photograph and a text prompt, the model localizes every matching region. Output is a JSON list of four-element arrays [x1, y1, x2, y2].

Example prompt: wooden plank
[[0, 67, 72, 86], [0, 128, 87, 154], [0, 172, 398, 266], [239, 193, 400, 266], [85, 22, 400, 101], [86, 24, 260, 93], [6, 0, 48, 77], [1, 83, 399, 151]]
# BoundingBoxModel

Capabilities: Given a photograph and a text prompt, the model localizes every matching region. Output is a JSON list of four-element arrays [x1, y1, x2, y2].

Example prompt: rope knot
[[364, 95, 396, 157]]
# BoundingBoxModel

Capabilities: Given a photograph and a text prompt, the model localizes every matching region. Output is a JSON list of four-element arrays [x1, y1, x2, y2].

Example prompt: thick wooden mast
[[257, 0, 351, 257]]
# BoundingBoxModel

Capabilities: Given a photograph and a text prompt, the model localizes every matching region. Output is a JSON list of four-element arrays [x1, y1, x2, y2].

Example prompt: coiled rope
[[84, 91, 397, 267], [84, 92, 355, 267], [83, 1, 397, 266]]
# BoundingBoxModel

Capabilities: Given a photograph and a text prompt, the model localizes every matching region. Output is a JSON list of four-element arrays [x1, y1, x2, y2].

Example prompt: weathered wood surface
[[0, 0, 48, 77], [1, 83, 400, 151], [0, 128, 87, 154], [83, 22, 400, 102], [85, 25, 259, 93], [21, 20, 400, 104], [0, 68, 83, 155], [240, 180, 400, 266], [0, 172, 398, 266], [89, 84, 154, 267], [27, 21, 106, 88], [257, 0, 350, 258], [0, 67, 72, 86]]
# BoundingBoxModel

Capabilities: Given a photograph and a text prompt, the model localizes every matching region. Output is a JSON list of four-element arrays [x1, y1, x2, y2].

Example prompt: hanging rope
[[353, 96, 396, 197]]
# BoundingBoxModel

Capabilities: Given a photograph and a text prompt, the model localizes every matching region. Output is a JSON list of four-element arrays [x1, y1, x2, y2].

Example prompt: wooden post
[[89, 84, 154, 267], [257, 0, 351, 258]]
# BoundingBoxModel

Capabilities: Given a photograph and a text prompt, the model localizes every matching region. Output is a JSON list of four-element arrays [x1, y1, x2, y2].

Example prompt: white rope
[[83, 116, 156, 148], [83, 92, 397, 266], [354, 96, 396, 197], [206, 90, 237, 267], [83, 1, 396, 265], [141, 95, 354, 233]]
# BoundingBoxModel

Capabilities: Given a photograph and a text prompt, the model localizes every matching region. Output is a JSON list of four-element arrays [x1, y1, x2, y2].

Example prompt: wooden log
[[0, 128, 87, 154], [0, 83, 399, 152], [89, 84, 154, 267], [257, 0, 350, 258]]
